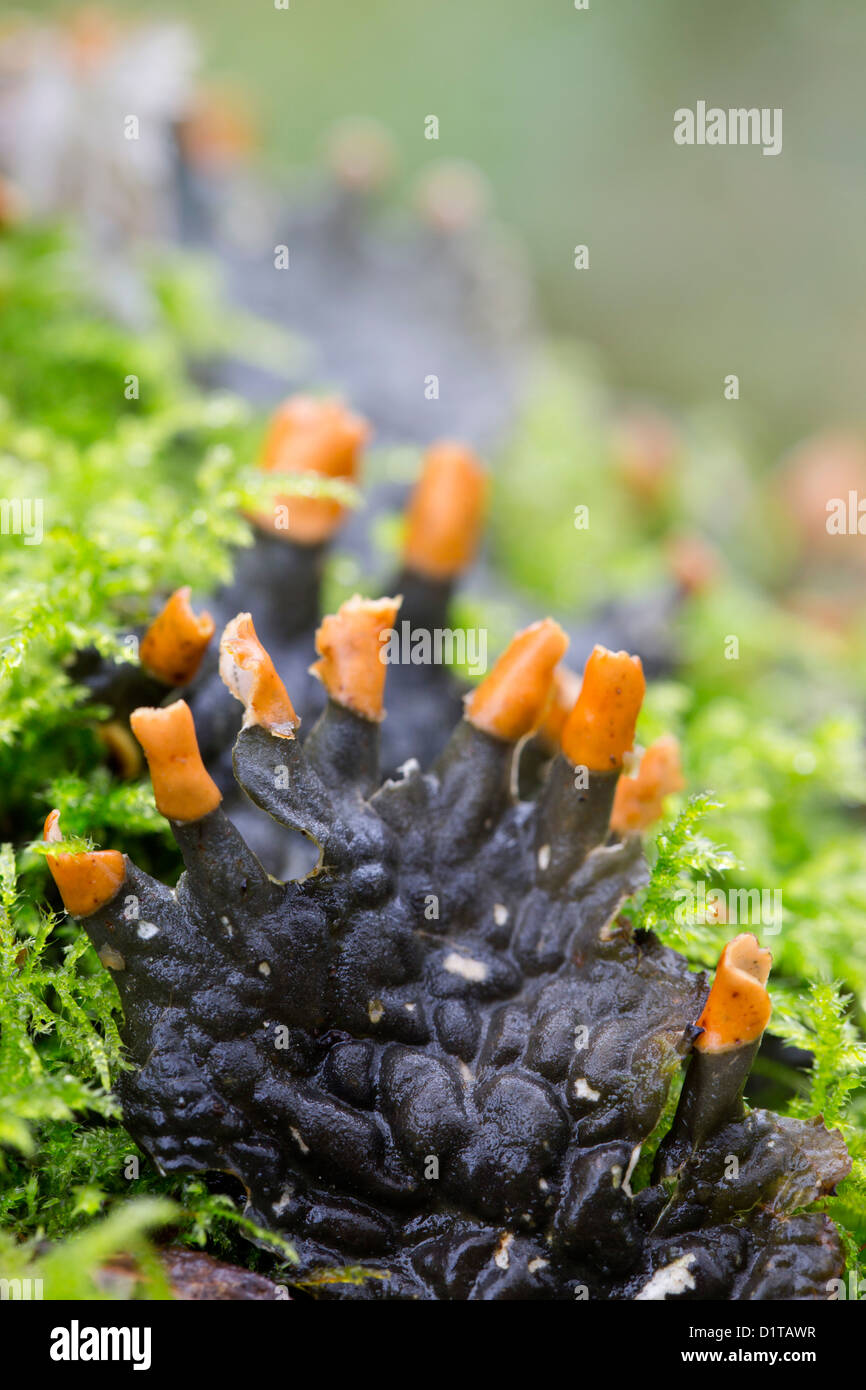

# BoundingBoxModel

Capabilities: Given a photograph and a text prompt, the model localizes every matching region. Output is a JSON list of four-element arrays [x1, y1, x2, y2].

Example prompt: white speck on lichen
[[258, 961, 271, 976], [493, 903, 509, 926], [137, 921, 158, 940], [443, 951, 488, 982], [289, 1127, 309, 1155], [528, 1257, 549, 1274], [537, 844, 551, 871], [622, 1144, 642, 1197], [272, 1187, 294, 1215], [634, 1253, 697, 1301], [98, 944, 125, 971], [573, 1078, 600, 1101], [368, 999, 384, 1024], [611, 1164, 623, 1188], [493, 1232, 513, 1269]]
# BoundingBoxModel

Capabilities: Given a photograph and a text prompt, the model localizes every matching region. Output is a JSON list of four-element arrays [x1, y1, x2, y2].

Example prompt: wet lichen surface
[[47, 608, 851, 1302]]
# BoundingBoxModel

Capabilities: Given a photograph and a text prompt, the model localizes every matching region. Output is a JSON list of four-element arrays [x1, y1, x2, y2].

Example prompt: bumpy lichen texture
[[49, 620, 850, 1300]]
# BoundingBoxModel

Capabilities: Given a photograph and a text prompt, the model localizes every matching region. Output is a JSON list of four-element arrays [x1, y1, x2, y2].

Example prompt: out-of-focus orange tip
[[98, 720, 143, 780], [178, 85, 257, 170], [614, 410, 678, 503], [254, 395, 369, 544], [403, 441, 489, 581], [325, 117, 396, 192], [695, 934, 772, 1053], [65, 6, 119, 72], [0, 174, 27, 227], [667, 535, 719, 596], [776, 432, 866, 567], [535, 665, 582, 753], [139, 587, 215, 686], [561, 645, 645, 772], [130, 701, 222, 823], [610, 734, 684, 834], [310, 595, 402, 722], [415, 160, 489, 233], [466, 618, 569, 743], [219, 613, 300, 738], [43, 809, 125, 918]]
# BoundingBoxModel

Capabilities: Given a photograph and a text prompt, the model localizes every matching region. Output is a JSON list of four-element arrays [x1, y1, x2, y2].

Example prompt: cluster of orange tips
[[253, 394, 490, 571], [48, 594, 777, 1069], [48, 395, 754, 1047]]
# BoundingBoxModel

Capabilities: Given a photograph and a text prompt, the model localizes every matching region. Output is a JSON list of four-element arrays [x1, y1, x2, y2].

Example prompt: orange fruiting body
[[560, 645, 645, 772], [254, 395, 369, 544], [178, 85, 257, 170], [466, 619, 569, 743], [667, 534, 719, 596], [695, 933, 772, 1054], [403, 442, 489, 580], [140, 587, 215, 686], [535, 665, 582, 753], [610, 734, 684, 833], [43, 809, 125, 918], [310, 595, 402, 722], [219, 614, 300, 738], [130, 701, 222, 823]]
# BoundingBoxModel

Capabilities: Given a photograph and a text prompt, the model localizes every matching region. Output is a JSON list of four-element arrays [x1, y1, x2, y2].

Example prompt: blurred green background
[[21, 0, 866, 449]]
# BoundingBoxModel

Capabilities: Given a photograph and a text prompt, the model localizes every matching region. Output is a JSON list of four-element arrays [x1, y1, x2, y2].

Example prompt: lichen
[[46, 615, 851, 1300]]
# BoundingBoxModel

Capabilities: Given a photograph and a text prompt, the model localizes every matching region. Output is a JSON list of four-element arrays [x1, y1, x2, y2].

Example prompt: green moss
[[0, 220, 368, 1294]]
